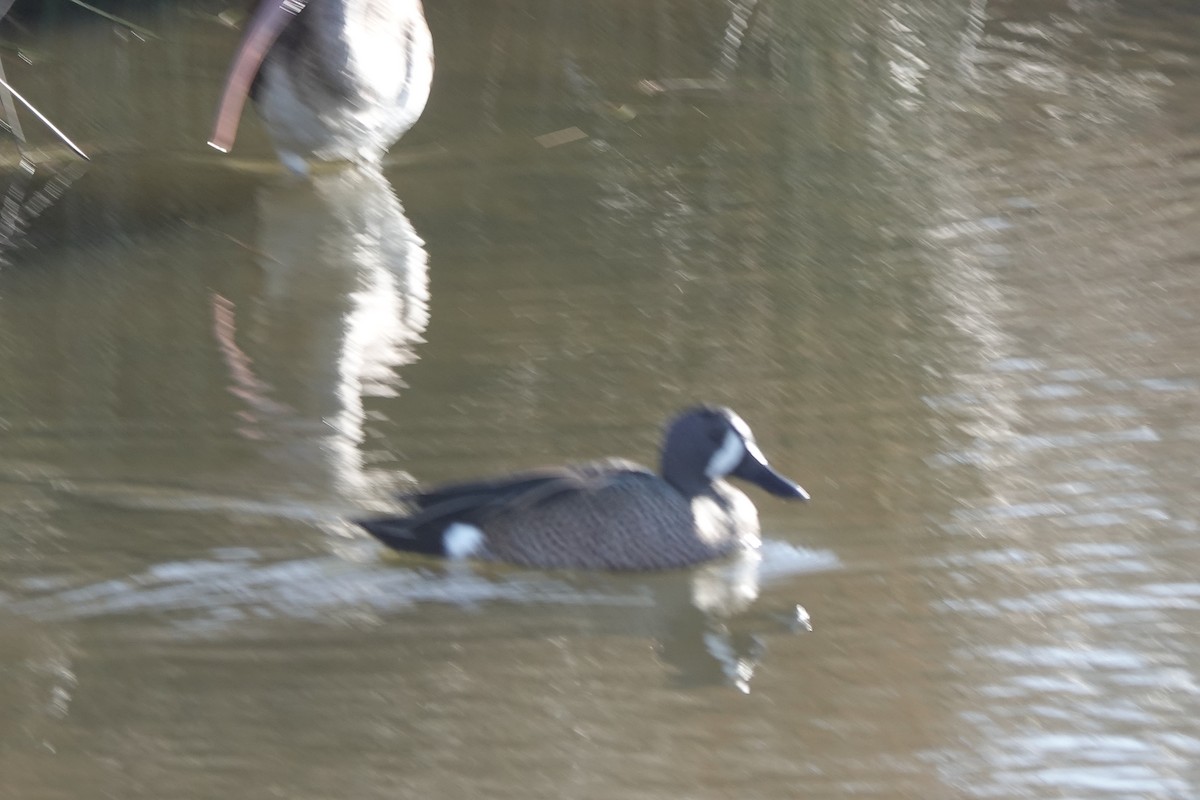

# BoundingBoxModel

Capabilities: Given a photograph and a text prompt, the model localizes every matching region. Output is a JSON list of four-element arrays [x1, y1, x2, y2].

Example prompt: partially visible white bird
[[209, 0, 434, 174]]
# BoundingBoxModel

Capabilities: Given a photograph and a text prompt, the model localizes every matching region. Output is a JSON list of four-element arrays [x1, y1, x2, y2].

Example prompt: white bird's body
[[211, 0, 434, 173]]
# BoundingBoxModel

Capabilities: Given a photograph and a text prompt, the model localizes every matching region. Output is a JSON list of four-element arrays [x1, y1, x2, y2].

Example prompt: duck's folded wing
[[360, 461, 653, 554], [400, 461, 651, 523], [400, 470, 579, 514]]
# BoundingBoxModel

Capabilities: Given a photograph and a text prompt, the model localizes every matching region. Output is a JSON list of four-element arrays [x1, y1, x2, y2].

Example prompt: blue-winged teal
[[358, 406, 809, 570], [209, 0, 434, 173]]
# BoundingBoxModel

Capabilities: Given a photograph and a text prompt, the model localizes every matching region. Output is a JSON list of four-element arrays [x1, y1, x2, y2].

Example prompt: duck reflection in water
[[209, 0, 434, 174], [655, 548, 817, 692], [214, 166, 428, 502]]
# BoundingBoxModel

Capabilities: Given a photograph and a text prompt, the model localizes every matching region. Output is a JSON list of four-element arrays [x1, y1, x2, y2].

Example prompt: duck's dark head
[[660, 406, 810, 500]]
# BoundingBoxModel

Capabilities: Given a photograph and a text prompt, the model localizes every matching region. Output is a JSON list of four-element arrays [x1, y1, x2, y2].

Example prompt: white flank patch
[[443, 523, 485, 560], [705, 429, 745, 478]]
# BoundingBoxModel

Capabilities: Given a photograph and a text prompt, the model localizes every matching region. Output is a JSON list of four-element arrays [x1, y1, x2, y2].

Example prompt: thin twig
[[0, 76, 88, 159]]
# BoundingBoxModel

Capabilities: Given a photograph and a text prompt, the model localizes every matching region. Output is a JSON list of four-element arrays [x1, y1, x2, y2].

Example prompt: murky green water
[[3, 1, 1200, 797]]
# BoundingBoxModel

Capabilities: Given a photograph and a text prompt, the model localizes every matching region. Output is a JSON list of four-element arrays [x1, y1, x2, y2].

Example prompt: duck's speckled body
[[358, 406, 809, 571]]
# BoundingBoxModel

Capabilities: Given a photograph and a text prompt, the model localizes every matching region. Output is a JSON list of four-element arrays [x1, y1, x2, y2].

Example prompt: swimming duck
[[357, 406, 809, 570], [209, 0, 434, 173]]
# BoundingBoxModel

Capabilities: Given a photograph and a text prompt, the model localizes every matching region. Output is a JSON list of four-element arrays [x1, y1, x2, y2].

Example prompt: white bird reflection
[[215, 166, 428, 503]]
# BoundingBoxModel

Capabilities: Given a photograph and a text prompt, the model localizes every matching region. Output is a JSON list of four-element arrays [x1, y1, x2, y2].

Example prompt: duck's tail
[[357, 517, 486, 560], [356, 516, 447, 556]]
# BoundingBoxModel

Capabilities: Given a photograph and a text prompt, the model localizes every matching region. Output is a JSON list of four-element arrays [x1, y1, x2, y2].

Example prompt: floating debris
[[534, 126, 588, 149]]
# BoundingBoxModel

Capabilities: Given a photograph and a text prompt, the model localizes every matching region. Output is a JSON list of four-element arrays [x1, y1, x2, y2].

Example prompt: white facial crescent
[[706, 429, 745, 479]]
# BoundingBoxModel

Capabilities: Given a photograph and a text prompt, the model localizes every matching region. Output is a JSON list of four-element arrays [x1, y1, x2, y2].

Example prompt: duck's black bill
[[733, 448, 810, 500]]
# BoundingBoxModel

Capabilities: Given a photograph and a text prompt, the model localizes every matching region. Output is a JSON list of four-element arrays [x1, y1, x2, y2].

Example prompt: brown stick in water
[[207, 0, 308, 153]]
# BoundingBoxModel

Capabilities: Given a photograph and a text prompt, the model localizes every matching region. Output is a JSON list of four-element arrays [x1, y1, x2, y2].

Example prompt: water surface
[[2, 1, 1200, 798]]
